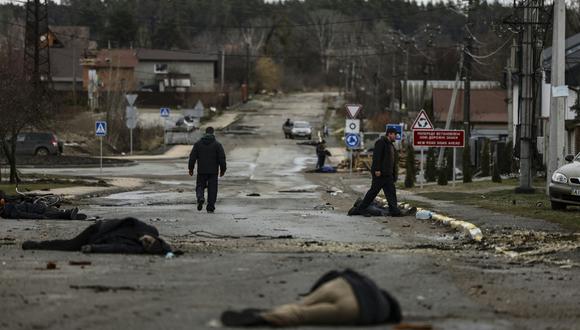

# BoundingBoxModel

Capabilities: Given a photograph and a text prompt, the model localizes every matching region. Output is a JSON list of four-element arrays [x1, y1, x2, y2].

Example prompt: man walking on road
[[354, 127, 401, 216], [188, 127, 226, 213]]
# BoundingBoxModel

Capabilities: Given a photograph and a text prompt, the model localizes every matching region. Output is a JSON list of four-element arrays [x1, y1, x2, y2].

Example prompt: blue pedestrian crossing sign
[[160, 107, 171, 117], [345, 133, 361, 149], [386, 124, 403, 141], [95, 121, 107, 137]]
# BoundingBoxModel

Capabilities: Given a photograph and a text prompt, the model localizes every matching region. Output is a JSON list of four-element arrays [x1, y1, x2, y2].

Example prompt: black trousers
[[196, 173, 218, 209], [43, 207, 73, 219], [316, 155, 326, 169], [358, 175, 400, 215]]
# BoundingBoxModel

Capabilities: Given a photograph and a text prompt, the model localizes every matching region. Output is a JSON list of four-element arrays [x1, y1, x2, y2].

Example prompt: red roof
[[432, 88, 507, 124]]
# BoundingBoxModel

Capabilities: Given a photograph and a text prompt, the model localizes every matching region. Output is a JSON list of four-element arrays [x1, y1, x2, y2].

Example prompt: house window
[[154, 64, 168, 73]]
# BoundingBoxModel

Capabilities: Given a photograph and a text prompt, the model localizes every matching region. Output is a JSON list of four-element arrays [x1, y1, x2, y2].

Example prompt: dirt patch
[[6, 155, 134, 167]]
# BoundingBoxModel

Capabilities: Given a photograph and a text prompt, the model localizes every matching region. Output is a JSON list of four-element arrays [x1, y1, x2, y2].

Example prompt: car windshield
[[294, 122, 309, 128], [575, 153, 580, 162]]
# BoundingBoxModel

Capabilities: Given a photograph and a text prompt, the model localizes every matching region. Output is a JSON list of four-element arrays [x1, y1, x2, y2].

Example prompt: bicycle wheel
[[33, 194, 62, 207]]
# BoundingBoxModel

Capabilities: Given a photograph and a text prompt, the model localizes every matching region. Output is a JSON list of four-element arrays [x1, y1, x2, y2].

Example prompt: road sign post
[[453, 148, 457, 187], [412, 110, 434, 189], [95, 121, 107, 175], [160, 108, 171, 151], [345, 133, 361, 177], [126, 95, 138, 156], [344, 104, 363, 177]]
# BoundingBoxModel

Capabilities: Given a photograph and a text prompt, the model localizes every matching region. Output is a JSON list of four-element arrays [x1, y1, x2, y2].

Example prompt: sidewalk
[[29, 177, 146, 200]]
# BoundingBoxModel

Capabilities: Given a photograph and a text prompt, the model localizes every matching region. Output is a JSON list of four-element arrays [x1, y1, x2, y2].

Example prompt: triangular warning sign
[[345, 104, 362, 119], [412, 110, 434, 130], [96, 123, 106, 134]]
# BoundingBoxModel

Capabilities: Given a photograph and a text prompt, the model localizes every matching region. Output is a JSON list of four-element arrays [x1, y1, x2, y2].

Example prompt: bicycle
[[15, 186, 62, 208]]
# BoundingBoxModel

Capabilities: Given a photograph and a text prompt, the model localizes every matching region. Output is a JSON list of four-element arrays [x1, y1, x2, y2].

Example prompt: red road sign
[[411, 109, 434, 130], [413, 130, 465, 148], [345, 104, 362, 119]]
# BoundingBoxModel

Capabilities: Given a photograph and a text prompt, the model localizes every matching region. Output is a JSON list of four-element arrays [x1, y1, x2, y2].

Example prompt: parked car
[[175, 116, 196, 131], [290, 121, 312, 140], [549, 153, 580, 210], [14, 132, 63, 156]]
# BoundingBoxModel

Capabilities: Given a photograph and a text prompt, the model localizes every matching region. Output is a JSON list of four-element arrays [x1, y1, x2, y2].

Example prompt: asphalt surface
[[2, 93, 580, 330]]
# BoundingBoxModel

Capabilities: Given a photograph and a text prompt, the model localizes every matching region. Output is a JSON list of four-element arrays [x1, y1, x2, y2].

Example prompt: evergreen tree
[[404, 143, 416, 188], [437, 158, 448, 186], [104, 5, 138, 48], [446, 148, 453, 180], [463, 144, 473, 183], [501, 140, 514, 175], [492, 156, 502, 183], [480, 138, 490, 177], [425, 148, 437, 182]]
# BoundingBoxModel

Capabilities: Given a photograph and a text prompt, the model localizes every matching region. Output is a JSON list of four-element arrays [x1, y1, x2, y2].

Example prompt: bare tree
[[0, 46, 54, 183], [308, 9, 346, 75], [239, 18, 271, 56]]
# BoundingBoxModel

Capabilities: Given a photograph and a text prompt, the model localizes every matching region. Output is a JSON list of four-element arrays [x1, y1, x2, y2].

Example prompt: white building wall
[[135, 61, 215, 92]]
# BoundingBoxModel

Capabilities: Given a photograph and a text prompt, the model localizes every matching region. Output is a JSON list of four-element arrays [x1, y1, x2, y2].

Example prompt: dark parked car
[[15, 132, 63, 156]]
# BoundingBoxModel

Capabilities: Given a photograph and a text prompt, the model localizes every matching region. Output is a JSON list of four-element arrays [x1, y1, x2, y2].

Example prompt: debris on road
[[395, 200, 483, 242], [189, 230, 294, 240], [69, 285, 136, 293], [46, 261, 57, 270], [314, 203, 334, 211]]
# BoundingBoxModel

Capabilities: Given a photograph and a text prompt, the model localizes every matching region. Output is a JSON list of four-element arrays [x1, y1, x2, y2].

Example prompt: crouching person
[[22, 217, 173, 255], [221, 269, 402, 327]]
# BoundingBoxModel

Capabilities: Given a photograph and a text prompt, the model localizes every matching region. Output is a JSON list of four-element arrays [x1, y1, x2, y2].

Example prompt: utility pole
[[437, 52, 463, 168], [506, 39, 516, 143], [220, 48, 225, 92], [24, 0, 51, 91], [402, 40, 411, 112], [245, 42, 250, 88], [72, 35, 77, 106], [547, 0, 567, 194], [462, 0, 474, 183], [350, 60, 356, 93], [502, 0, 551, 193], [516, 3, 537, 193], [390, 52, 397, 111]]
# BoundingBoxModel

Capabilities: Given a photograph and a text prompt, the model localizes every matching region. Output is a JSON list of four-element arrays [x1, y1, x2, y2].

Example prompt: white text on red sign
[[413, 130, 465, 148]]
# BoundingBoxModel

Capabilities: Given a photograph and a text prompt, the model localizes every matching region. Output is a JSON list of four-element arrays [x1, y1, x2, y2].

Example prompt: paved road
[[2, 93, 579, 330]]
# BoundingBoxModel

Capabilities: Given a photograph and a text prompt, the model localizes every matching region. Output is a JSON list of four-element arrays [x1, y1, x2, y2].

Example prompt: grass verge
[[416, 188, 580, 231]]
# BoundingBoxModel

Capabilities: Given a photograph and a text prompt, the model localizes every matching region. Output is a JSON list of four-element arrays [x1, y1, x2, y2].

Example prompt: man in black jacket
[[188, 127, 227, 213], [21, 217, 173, 255], [355, 127, 402, 216]]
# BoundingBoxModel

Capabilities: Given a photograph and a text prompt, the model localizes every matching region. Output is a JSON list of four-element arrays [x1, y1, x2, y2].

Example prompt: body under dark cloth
[[22, 217, 172, 254], [1, 202, 83, 220]]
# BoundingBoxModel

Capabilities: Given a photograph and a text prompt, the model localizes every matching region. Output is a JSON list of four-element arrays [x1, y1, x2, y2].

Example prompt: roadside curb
[[377, 198, 484, 242], [15, 161, 137, 169]]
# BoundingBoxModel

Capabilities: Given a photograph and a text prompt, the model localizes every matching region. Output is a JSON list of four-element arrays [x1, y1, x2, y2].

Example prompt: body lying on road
[[22, 217, 174, 255], [0, 198, 86, 220], [221, 269, 402, 327]]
